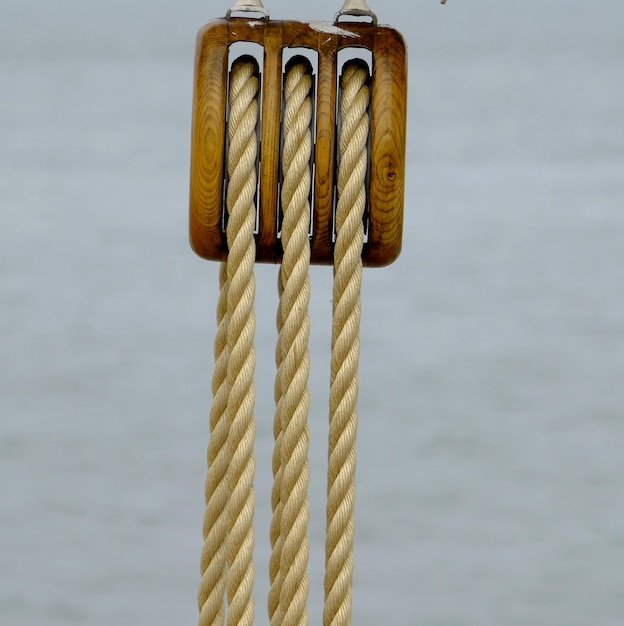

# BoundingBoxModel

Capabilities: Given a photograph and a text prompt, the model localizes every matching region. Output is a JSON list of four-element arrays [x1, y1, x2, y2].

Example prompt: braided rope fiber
[[269, 59, 313, 626], [199, 51, 370, 626], [323, 60, 370, 626], [225, 57, 259, 626], [198, 262, 230, 626], [269, 267, 285, 625]]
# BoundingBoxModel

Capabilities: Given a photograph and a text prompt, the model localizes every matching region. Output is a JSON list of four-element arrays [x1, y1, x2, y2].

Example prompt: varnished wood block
[[189, 18, 407, 267]]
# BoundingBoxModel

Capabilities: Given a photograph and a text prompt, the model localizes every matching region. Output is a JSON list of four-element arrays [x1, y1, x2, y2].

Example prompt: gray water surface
[[2, 1, 623, 624]]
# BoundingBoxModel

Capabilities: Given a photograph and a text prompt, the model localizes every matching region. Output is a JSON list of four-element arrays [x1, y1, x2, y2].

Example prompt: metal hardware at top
[[335, 0, 378, 26], [226, 0, 270, 19]]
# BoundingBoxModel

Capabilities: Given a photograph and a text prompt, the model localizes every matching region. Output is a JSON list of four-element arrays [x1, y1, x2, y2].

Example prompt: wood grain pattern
[[312, 39, 338, 265], [189, 18, 407, 267], [258, 22, 283, 263]]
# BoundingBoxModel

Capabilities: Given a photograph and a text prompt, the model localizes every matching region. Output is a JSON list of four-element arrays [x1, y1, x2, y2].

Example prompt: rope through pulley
[[324, 59, 370, 626], [188, 0, 437, 623], [270, 57, 314, 626]]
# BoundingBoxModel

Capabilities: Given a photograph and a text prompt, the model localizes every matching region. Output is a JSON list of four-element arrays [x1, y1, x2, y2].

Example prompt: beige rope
[[198, 262, 230, 626], [269, 60, 313, 626], [225, 57, 260, 626], [323, 61, 370, 626], [269, 268, 285, 624], [199, 52, 371, 626], [198, 57, 260, 626]]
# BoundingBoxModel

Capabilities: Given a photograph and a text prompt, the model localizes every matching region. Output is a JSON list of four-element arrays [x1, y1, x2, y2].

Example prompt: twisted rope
[[323, 61, 370, 626], [269, 60, 313, 626], [269, 267, 285, 624], [225, 57, 259, 626], [198, 262, 230, 626], [199, 53, 370, 626]]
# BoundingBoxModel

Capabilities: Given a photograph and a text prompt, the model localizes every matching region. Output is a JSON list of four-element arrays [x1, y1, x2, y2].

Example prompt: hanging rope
[[269, 59, 313, 626], [198, 56, 260, 626], [224, 57, 259, 626], [269, 266, 286, 625], [324, 60, 370, 626], [198, 261, 230, 626], [198, 47, 372, 626]]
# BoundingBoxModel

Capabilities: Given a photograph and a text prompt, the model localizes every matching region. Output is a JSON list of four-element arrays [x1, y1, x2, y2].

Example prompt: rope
[[198, 262, 230, 626], [323, 60, 370, 626], [269, 268, 285, 624], [199, 53, 371, 626], [198, 56, 260, 626], [269, 60, 313, 626], [228, 57, 260, 626]]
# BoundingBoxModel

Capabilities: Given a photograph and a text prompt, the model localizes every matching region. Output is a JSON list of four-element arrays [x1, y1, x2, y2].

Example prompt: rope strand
[[198, 262, 230, 626], [200, 53, 371, 626], [224, 57, 260, 626], [270, 59, 313, 626], [269, 268, 285, 624], [324, 60, 370, 626]]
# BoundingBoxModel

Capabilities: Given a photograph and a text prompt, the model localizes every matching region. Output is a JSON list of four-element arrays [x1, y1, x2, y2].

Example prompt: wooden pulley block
[[189, 2, 407, 266]]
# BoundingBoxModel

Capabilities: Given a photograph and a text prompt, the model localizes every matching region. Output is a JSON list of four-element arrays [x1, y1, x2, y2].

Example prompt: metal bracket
[[335, 0, 378, 26], [226, 0, 270, 19]]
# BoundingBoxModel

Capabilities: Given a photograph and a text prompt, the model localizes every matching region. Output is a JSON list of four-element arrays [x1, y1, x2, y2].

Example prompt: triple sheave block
[[189, 17, 407, 267]]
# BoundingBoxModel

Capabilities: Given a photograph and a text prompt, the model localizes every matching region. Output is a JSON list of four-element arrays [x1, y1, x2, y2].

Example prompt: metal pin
[[226, 0, 270, 19], [335, 0, 378, 25]]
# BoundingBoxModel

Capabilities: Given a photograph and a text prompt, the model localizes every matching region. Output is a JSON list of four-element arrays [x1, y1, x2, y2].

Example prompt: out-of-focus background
[[1, 0, 623, 624]]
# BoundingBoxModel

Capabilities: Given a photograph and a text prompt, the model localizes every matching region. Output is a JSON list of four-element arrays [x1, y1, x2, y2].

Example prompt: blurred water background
[[1, 0, 623, 624]]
